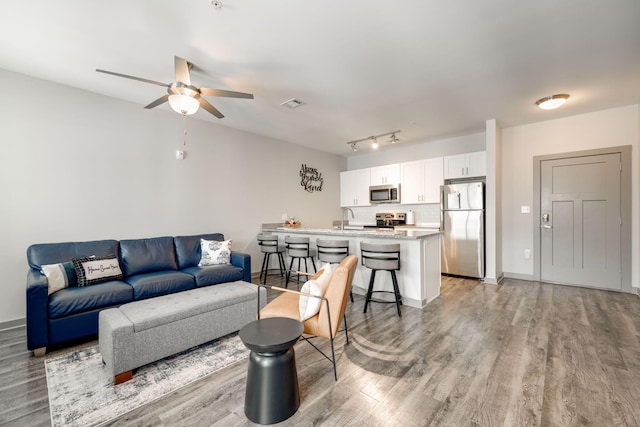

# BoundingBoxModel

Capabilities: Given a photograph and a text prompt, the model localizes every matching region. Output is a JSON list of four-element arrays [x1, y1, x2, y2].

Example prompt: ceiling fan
[[96, 56, 254, 118]]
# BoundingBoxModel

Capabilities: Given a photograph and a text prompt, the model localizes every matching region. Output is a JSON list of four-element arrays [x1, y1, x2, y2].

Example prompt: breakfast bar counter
[[262, 227, 441, 309]]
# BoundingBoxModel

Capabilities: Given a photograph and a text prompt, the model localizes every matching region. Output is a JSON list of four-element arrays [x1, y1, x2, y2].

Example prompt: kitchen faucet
[[341, 208, 354, 230]]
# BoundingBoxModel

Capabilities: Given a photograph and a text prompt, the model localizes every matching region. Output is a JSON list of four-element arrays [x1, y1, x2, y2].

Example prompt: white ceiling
[[2, 1, 639, 156]]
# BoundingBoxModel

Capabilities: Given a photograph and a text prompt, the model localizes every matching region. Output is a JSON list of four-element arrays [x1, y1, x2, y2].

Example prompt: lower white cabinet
[[401, 157, 443, 204]]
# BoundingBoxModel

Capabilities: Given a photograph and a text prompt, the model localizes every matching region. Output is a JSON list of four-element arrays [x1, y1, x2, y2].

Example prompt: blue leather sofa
[[26, 233, 251, 354]]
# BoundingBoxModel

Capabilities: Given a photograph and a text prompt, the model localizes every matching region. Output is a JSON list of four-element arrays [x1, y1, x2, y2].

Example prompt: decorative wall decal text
[[299, 164, 324, 193]]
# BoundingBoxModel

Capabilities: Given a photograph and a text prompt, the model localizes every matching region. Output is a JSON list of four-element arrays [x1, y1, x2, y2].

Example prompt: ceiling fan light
[[169, 94, 199, 115], [536, 94, 569, 110]]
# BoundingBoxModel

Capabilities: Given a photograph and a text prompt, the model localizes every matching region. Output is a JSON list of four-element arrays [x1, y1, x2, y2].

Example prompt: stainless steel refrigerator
[[440, 181, 485, 279]]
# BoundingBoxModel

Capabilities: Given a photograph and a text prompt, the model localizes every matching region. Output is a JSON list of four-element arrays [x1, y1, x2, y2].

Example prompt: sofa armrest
[[230, 251, 251, 283], [26, 269, 49, 350]]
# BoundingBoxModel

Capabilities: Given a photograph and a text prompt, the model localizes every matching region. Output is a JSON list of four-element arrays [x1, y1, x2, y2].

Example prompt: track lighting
[[345, 130, 401, 152]]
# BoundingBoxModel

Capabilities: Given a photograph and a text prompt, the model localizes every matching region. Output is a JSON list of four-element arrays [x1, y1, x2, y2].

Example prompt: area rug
[[45, 333, 248, 427]]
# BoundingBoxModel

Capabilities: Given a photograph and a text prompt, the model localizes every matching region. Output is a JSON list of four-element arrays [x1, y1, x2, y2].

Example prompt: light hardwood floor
[[2, 276, 640, 426]]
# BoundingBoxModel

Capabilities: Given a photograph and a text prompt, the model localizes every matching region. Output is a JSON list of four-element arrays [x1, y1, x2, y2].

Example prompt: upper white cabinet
[[370, 164, 401, 186], [443, 151, 486, 179], [400, 157, 443, 204], [340, 169, 371, 207]]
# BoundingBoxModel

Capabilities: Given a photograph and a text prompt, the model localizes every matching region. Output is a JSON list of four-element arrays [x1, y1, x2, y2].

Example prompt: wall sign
[[299, 164, 324, 193]]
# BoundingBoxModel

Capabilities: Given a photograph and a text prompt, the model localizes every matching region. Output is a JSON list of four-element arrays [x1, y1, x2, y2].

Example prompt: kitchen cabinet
[[340, 168, 371, 207], [400, 157, 443, 204], [370, 163, 400, 185], [443, 151, 486, 179]]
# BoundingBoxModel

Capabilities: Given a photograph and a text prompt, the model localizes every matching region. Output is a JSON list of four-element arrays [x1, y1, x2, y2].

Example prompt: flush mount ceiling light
[[346, 130, 401, 152], [536, 94, 570, 110]]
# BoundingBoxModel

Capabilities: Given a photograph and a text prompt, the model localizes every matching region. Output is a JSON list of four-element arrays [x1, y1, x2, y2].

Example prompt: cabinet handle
[[466, 167, 469, 175]]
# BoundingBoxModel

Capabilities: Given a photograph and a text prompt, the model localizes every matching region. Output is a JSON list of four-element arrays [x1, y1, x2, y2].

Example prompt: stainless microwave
[[369, 184, 401, 204]]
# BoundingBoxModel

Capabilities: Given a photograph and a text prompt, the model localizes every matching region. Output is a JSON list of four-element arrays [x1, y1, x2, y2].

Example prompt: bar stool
[[316, 238, 353, 302], [361, 242, 402, 317], [257, 234, 286, 284], [284, 235, 317, 288]]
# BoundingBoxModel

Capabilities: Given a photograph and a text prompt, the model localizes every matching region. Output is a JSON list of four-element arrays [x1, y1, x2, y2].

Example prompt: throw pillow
[[73, 255, 123, 286], [199, 239, 232, 266], [298, 263, 333, 321], [41, 261, 77, 295]]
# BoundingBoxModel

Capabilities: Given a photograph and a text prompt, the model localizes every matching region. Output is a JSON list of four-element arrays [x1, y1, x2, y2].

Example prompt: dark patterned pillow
[[198, 239, 232, 266], [72, 255, 123, 286]]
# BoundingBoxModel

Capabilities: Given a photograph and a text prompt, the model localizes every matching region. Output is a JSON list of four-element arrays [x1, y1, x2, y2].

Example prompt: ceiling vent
[[280, 98, 305, 109]]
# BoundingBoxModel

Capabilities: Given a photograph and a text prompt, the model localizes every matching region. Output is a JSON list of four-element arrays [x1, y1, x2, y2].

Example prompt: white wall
[[501, 104, 639, 286], [0, 69, 346, 323], [346, 132, 486, 170], [485, 119, 502, 284]]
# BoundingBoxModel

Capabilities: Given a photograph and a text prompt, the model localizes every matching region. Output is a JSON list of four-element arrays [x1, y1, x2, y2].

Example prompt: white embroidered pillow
[[298, 263, 332, 321], [199, 239, 232, 266]]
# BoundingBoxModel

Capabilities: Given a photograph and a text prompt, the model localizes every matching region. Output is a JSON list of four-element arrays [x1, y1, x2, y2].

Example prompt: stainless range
[[375, 212, 406, 228]]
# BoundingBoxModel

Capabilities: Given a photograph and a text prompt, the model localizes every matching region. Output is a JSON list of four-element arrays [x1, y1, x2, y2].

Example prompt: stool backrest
[[316, 239, 349, 264], [285, 235, 311, 257], [360, 242, 400, 271], [257, 234, 281, 254]]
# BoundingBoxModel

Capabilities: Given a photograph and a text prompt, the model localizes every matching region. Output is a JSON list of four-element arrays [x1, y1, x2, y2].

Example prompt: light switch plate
[[521, 205, 530, 214], [176, 150, 185, 160]]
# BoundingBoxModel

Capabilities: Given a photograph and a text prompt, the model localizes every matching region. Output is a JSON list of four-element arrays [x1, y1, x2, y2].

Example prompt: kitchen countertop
[[267, 226, 441, 240]]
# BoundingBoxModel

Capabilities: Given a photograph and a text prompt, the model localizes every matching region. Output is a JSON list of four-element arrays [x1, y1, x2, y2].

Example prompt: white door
[[540, 153, 621, 290]]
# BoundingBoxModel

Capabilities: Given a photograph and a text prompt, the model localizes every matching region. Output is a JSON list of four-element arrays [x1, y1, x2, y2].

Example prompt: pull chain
[[182, 113, 188, 146]]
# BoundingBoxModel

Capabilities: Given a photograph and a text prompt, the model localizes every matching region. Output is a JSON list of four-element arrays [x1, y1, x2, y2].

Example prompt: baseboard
[[502, 272, 535, 282], [483, 272, 505, 285], [0, 318, 26, 331]]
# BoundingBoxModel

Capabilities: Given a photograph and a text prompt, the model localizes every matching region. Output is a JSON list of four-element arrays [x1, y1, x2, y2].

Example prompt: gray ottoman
[[99, 280, 264, 384]]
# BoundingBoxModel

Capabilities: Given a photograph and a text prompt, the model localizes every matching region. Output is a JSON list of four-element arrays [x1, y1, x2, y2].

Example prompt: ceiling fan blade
[[144, 94, 170, 109], [174, 56, 191, 86], [198, 97, 224, 119], [96, 69, 169, 87], [199, 87, 254, 99]]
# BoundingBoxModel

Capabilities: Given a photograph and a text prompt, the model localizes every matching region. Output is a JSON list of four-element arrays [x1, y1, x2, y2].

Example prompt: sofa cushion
[[48, 280, 133, 319], [174, 233, 225, 269], [27, 240, 119, 270], [126, 270, 195, 300], [181, 264, 244, 287], [120, 236, 178, 277]]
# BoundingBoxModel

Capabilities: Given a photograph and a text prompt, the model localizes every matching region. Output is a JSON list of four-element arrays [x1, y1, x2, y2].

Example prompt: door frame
[[533, 145, 632, 292]]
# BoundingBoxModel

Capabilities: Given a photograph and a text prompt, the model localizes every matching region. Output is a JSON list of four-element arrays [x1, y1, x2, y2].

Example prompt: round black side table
[[239, 317, 304, 425]]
